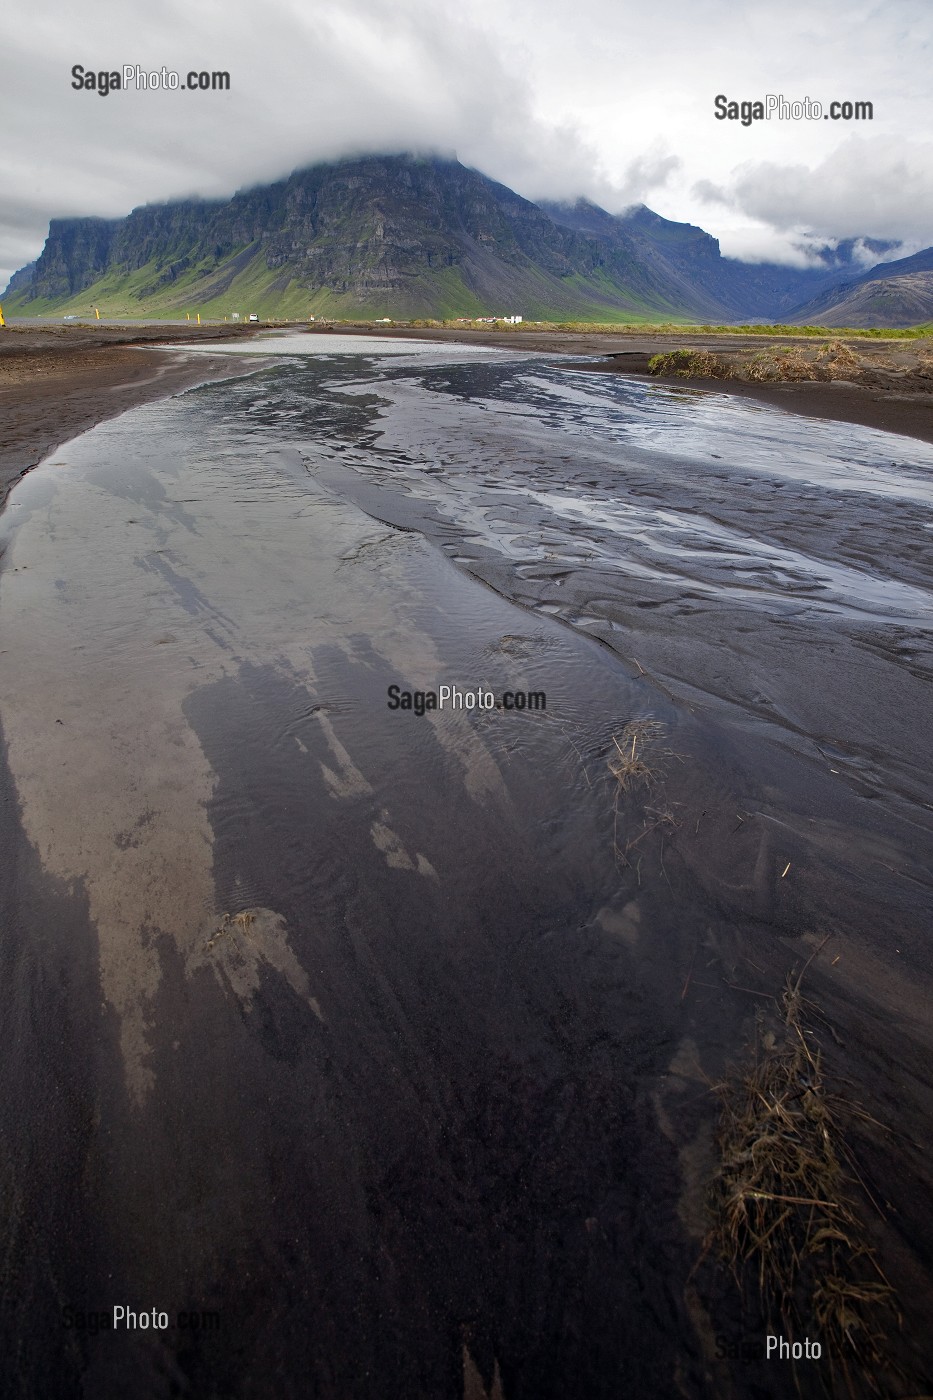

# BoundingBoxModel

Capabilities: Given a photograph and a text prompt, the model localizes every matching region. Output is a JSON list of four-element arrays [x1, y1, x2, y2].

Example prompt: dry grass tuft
[[648, 348, 734, 379], [708, 965, 904, 1395], [745, 346, 815, 382], [205, 909, 256, 951], [608, 719, 667, 791], [607, 719, 679, 873], [819, 339, 863, 375], [649, 339, 872, 387]]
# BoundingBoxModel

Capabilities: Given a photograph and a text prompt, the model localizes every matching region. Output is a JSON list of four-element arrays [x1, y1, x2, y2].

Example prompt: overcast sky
[[2, 0, 931, 286]]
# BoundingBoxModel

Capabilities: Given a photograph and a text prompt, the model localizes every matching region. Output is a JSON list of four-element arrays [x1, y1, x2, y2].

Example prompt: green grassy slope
[[3, 245, 689, 324]]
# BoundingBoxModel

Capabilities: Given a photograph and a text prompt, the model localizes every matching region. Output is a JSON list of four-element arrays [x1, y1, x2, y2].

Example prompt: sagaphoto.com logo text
[[71, 65, 230, 96], [714, 93, 873, 126]]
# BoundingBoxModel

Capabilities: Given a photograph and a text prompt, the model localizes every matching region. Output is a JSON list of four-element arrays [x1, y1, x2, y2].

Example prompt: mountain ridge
[[788, 248, 933, 326], [3, 154, 929, 326]]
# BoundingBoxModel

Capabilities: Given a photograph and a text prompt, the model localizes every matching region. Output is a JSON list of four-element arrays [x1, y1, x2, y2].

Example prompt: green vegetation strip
[[410, 319, 931, 337]]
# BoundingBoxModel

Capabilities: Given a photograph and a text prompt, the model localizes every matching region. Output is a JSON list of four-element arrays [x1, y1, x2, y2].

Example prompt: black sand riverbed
[[1, 338, 931, 1398]]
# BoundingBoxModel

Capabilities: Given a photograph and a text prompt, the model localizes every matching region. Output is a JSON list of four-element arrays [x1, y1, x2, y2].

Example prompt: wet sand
[[0, 372, 708, 1398], [1, 337, 932, 1398], [0, 324, 261, 510]]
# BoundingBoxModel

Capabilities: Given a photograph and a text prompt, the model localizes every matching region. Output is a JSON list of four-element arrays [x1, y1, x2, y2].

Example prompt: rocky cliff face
[[24, 218, 119, 300], [0, 157, 690, 316], [15, 156, 648, 315], [5, 155, 927, 324], [1, 260, 38, 299]]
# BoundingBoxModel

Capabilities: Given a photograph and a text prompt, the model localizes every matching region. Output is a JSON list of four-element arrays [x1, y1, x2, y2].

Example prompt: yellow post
[[0, 304, 5, 328], [94, 306, 100, 320], [196, 312, 200, 325], [186, 312, 190, 321]]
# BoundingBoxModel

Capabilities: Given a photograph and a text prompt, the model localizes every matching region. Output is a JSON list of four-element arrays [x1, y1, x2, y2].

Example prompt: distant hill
[[541, 199, 902, 320], [2, 154, 927, 326], [787, 248, 933, 327]]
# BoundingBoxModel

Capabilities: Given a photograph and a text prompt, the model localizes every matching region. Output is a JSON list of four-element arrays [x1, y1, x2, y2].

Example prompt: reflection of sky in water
[[520, 490, 933, 622], [487, 371, 933, 507], [19, 344, 922, 635], [260, 355, 931, 629], [174, 331, 528, 363], [181, 337, 933, 504]]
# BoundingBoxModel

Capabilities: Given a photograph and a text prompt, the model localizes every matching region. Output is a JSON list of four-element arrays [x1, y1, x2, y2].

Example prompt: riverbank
[[0, 324, 261, 510]]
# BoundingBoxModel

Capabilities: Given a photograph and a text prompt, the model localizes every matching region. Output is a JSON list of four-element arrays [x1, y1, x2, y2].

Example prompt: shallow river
[[1, 336, 931, 1398]]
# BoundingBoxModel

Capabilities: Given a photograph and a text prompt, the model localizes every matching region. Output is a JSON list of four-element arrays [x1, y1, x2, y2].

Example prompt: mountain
[[2, 156, 700, 322], [1, 259, 39, 299], [786, 248, 933, 327], [2, 154, 927, 325], [540, 199, 899, 320]]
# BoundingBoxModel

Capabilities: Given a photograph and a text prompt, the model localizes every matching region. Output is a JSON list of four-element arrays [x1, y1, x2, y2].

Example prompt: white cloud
[[689, 136, 933, 264], [726, 137, 933, 241]]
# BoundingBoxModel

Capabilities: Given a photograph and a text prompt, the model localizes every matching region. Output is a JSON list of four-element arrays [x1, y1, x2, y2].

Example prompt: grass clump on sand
[[648, 348, 732, 379], [648, 339, 871, 386], [708, 965, 904, 1395], [608, 719, 667, 791], [607, 719, 679, 872], [205, 910, 256, 950]]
